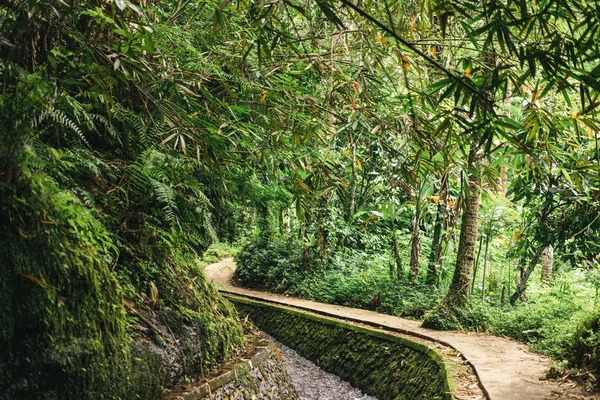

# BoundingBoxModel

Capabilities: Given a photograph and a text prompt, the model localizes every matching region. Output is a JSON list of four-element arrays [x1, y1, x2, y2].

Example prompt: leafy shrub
[[422, 302, 492, 331], [234, 240, 443, 317], [233, 237, 303, 292], [293, 266, 443, 318], [203, 242, 238, 264], [423, 289, 585, 363], [571, 313, 600, 377], [486, 298, 581, 357]]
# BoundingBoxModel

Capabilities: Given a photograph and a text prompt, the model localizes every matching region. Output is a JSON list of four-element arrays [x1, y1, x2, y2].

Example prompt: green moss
[[0, 174, 144, 399], [0, 171, 243, 399], [230, 296, 452, 400]]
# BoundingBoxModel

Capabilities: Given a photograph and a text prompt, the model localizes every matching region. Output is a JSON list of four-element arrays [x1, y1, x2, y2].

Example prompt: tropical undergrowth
[[0, 1, 246, 399], [234, 234, 600, 373], [234, 233, 445, 318]]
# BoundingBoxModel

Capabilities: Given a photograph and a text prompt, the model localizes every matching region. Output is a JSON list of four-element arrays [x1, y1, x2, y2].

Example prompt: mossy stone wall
[[231, 297, 452, 400], [162, 340, 299, 400]]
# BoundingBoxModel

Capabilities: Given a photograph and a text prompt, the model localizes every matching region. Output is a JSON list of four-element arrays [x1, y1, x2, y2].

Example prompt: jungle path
[[206, 258, 596, 400]]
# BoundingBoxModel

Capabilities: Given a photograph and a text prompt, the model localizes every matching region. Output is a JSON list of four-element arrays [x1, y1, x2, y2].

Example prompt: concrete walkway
[[206, 258, 597, 400]]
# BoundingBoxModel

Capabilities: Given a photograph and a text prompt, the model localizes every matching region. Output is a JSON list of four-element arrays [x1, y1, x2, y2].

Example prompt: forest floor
[[206, 258, 599, 400]]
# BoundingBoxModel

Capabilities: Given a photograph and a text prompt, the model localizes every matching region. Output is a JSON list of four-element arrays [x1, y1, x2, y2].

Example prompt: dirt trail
[[206, 258, 597, 400]]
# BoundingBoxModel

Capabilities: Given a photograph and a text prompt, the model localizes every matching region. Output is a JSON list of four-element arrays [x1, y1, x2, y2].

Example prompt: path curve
[[206, 258, 595, 400]]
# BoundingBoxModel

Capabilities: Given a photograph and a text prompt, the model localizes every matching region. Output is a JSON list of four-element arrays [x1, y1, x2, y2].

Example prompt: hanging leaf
[[316, 1, 345, 28], [401, 55, 409, 72]]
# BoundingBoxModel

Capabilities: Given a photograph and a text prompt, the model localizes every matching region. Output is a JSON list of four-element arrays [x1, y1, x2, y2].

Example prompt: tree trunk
[[347, 138, 357, 223], [540, 245, 554, 281], [257, 202, 270, 242], [279, 207, 284, 234], [426, 203, 444, 285], [318, 199, 329, 261], [471, 235, 484, 293], [481, 235, 490, 301], [409, 197, 422, 282], [510, 244, 547, 304], [391, 219, 403, 281], [409, 229, 421, 282], [447, 149, 481, 307], [302, 244, 309, 273]]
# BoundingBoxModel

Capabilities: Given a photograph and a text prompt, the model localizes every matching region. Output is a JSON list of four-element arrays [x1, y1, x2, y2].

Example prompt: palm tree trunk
[[409, 227, 421, 282], [409, 196, 422, 282], [447, 149, 481, 307]]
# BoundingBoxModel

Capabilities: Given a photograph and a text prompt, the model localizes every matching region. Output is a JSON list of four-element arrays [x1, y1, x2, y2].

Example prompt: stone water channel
[[162, 331, 378, 400], [272, 337, 376, 400]]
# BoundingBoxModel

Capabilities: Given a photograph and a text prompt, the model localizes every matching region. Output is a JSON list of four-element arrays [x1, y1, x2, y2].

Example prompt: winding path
[[206, 258, 596, 400]]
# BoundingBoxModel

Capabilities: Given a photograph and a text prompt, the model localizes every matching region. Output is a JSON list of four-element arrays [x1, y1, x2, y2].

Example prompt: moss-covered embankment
[[230, 296, 452, 400], [0, 174, 244, 400]]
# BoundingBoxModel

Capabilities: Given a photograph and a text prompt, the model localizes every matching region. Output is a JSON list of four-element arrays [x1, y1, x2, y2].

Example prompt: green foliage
[[202, 242, 239, 265], [422, 302, 491, 331], [571, 313, 600, 379], [234, 237, 304, 292], [294, 261, 443, 318], [235, 236, 444, 317], [0, 0, 249, 397], [4, 0, 600, 390]]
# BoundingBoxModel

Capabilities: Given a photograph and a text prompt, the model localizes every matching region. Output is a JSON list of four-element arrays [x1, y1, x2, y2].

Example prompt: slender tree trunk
[[409, 228, 421, 282], [447, 149, 481, 307], [409, 196, 422, 282], [347, 138, 357, 222], [279, 207, 284, 234], [471, 235, 484, 293], [317, 198, 329, 261], [257, 202, 270, 242], [391, 219, 403, 281], [541, 245, 554, 281], [481, 235, 490, 301], [426, 203, 444, 285], [510, 244, 547, 304], [302, 245, 309, 273]]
